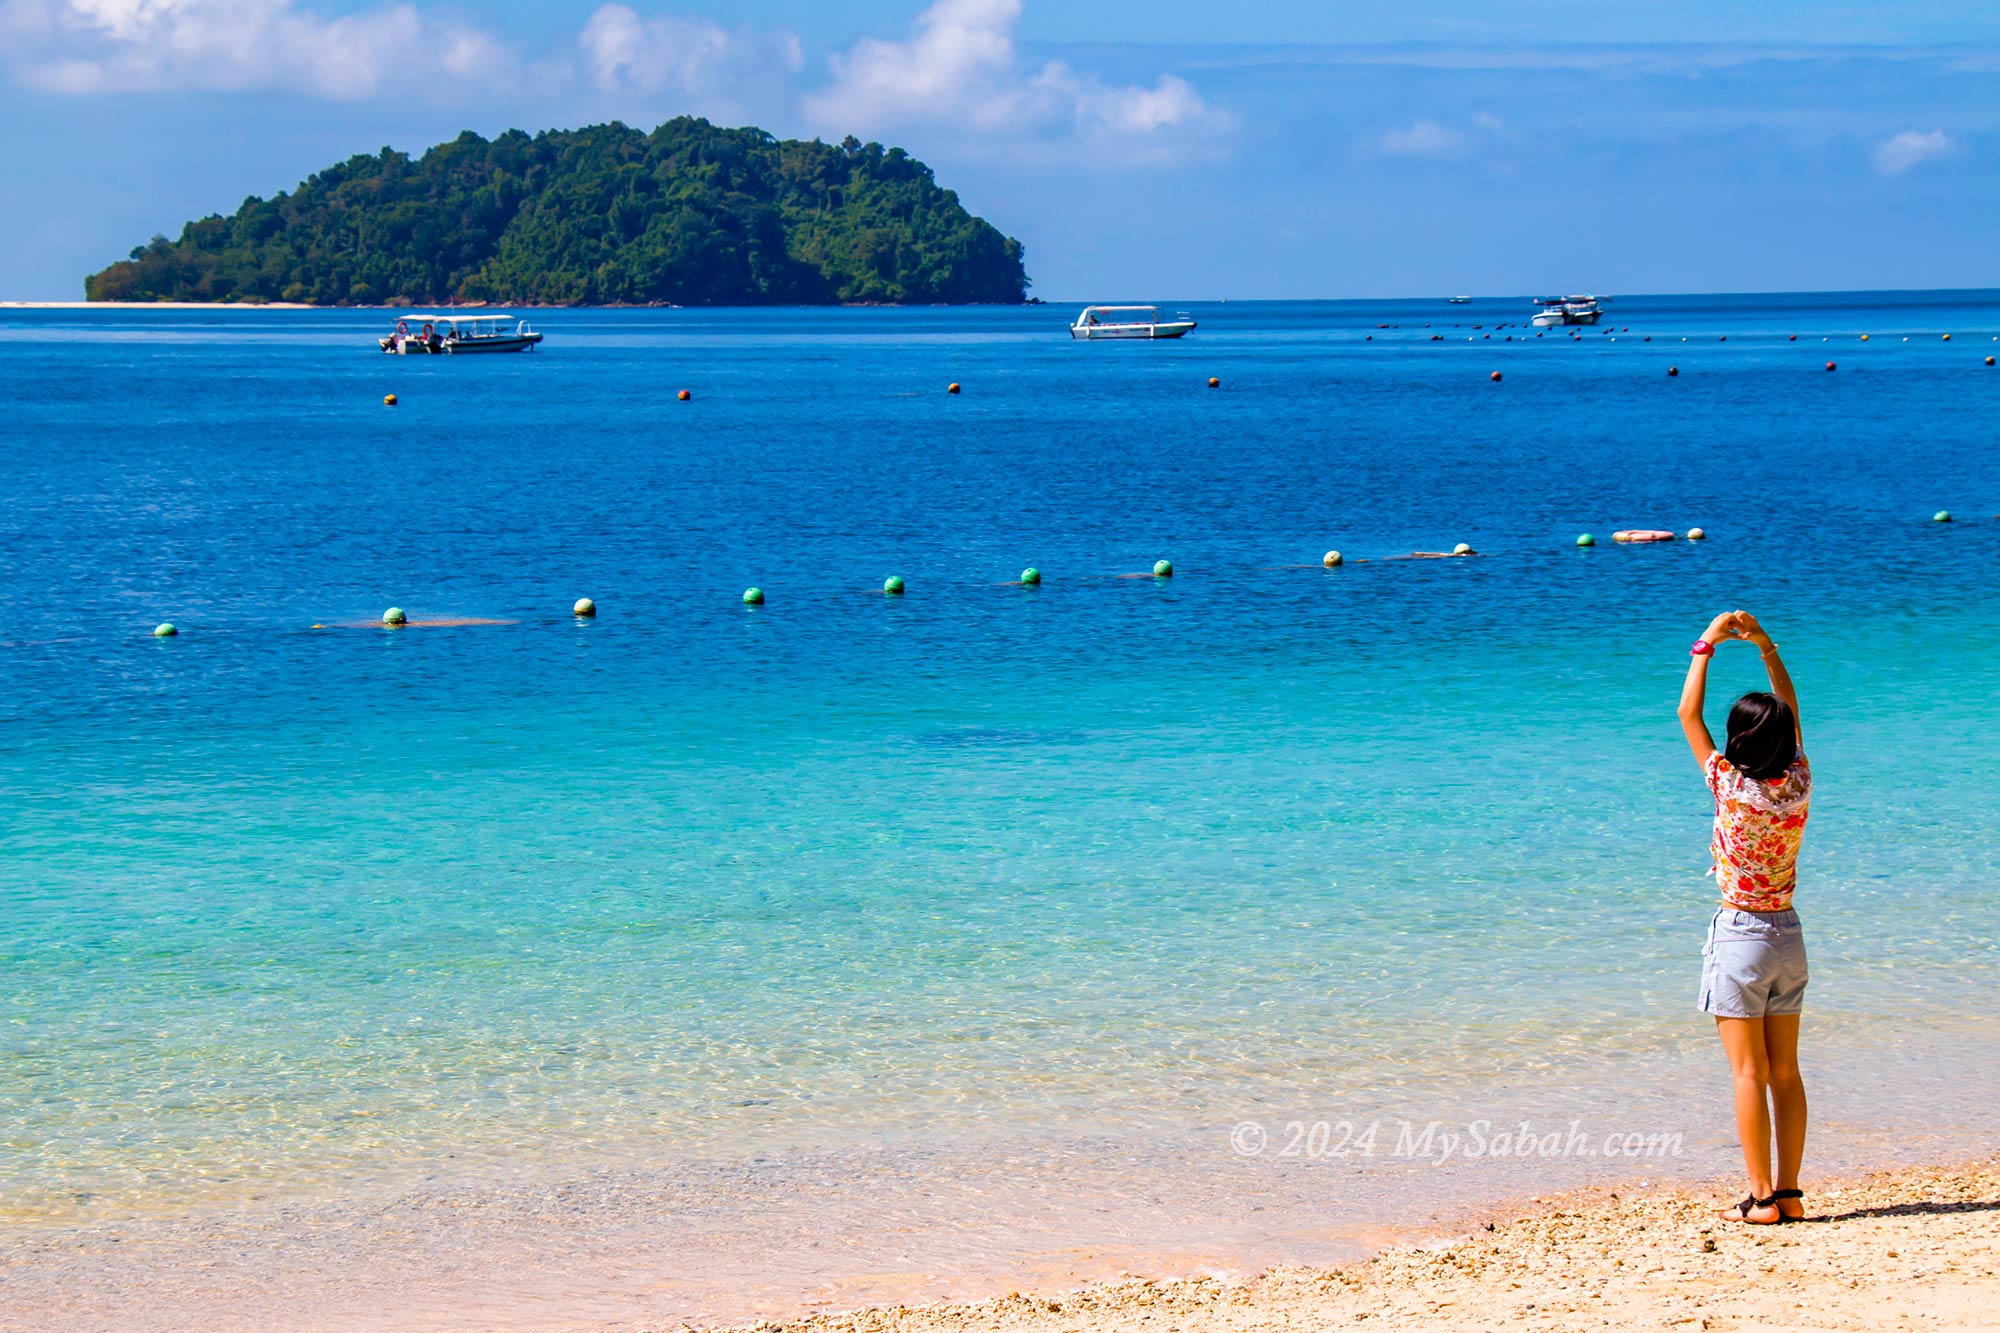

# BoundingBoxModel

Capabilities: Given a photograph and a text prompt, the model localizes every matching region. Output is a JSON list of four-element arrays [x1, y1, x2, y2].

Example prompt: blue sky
[[2, 0, 1995, 300]]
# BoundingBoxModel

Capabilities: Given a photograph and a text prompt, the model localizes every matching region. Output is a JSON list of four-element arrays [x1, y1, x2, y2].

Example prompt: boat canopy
[[396, 313, 523, 326], [1076, 305, 1160, 322]]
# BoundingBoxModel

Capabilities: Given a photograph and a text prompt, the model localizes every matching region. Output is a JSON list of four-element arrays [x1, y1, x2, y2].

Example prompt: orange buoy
[[677, 389, 691, 401], [1207, 377, 1220, 388], [383, 393, 397, 406], [1943, 333, 1952, 341], [948, 382, 961, 394], [1825, 361, 1837, 371], [1490, 370, 1502, 382], [1860, 334, 1870, 341], [1986, 356, 1995, 367]]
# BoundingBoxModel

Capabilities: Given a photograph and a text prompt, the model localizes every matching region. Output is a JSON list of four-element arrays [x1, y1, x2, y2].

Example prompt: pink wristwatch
[[1690, 640, 1714, 657]]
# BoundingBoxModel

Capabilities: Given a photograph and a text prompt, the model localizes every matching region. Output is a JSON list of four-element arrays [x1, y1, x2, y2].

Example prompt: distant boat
[[1531, 294, 1603, 328], [1448, 295, 1472, 304], [379, 313, 543, 354], [1070, 305, 1196, 340]]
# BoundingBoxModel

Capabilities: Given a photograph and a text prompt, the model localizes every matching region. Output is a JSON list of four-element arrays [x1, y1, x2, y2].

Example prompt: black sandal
[[1770, 1188, 1805, 1221], [1717, 1192, 1781, 1224]]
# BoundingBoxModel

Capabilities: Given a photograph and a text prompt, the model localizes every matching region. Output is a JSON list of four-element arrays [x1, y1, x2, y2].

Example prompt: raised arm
[[1678, 611, 1742, 769], [1733, 610, 1801, 743]]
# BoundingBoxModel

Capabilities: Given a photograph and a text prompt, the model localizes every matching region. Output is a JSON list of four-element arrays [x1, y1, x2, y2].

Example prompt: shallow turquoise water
[[3, 297, 1999, 1244]]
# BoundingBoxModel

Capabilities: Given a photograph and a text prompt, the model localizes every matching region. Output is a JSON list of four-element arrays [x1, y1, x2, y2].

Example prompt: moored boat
[[1070, 305, 1196, 340], [1531, 295, 1603, 328], [379, 313, 543, 354]]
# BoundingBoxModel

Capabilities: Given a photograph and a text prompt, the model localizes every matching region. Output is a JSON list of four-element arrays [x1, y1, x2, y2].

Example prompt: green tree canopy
[[84, 120, 1028, 306]]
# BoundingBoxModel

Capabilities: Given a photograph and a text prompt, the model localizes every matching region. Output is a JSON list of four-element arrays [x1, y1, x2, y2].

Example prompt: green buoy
[[382, 607, 407, 625], [884, 575, 905, 595], [153, 622, 177, 637], [1576, 533, 1595, 547], [1020, 567, 1040, 584], [1934, 510, 1953, 523], [743, 587, 764, 605], [1153, 559, 1173, 577]]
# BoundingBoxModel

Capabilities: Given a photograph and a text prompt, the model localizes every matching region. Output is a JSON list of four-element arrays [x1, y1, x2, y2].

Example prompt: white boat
[[379, 313, 543, 354], [1531, 295, 1603, 328], [1069, 305, 1196, 340], [1448, 295, 1472, 304]]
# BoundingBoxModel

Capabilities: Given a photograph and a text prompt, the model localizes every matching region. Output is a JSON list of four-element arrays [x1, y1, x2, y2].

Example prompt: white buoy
[[1452, 542, 1474, 556], [573, 597, 596, 617], [1323, 550, 1343, 567], [1688, 527, 1707, 541]]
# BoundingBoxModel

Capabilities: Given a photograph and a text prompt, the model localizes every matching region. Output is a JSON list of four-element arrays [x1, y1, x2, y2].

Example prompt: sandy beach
[[720, 1156, 2000, 1333]]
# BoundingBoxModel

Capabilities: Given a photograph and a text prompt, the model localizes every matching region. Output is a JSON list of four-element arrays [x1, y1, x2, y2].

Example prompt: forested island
[[83, 119, 1028, 306]]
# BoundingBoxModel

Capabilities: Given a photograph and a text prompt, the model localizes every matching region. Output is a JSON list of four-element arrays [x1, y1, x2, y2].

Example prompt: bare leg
[[1714, 1016, 1779, 1221], [1763, 1013, 1807, 1218]]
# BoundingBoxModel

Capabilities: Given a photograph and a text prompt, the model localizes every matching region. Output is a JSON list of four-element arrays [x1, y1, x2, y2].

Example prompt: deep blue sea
[[4, 295, 1999, 1327]]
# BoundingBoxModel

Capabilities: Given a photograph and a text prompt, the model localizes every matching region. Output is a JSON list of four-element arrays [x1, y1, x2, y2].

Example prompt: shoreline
[[9, 1009, 2000, 1330], [8, 1116, 1996, 1332], [0, 300, 318, 309], [0, 299, 1041, 310], [715, 1153, 2000, 1333]]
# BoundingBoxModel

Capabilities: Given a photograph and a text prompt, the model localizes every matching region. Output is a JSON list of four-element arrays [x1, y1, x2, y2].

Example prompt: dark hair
[[1725, 692, 1797, 780]]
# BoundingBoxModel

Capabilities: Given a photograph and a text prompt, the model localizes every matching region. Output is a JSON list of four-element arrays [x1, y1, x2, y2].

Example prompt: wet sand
[[720, 1155, 2000, 1333]]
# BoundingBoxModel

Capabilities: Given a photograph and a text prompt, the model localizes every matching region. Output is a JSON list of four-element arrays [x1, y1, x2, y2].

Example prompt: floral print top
[[1705, 750, 1811, 911]]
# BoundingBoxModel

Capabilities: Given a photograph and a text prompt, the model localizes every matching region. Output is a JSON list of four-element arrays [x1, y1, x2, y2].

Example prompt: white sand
[[715, 1155, 2000, 1332]]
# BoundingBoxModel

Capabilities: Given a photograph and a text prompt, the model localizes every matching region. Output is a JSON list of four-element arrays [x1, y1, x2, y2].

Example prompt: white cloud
[[1, 0, 1226, 158], [1378, 119, 1465, 157], [1377, 111, 1504, 158], [580, 4, 801, 113], [5, 0, 504, 97], [805, 0, 1216, 145], [1873, 128, 1952, 175], [1033, 61, 1204, 136]]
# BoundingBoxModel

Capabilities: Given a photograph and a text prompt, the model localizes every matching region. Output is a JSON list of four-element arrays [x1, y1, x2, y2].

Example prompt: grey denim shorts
[[1699, 907, 1808, 1018]]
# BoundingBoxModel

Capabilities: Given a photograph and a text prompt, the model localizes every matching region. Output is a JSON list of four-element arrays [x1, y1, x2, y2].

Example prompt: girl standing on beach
[[1678, 609, 1810, 1225]]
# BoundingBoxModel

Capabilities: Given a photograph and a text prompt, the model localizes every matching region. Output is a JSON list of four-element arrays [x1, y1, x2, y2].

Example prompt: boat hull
[[446, 334, 542, 353], [1070, 321, 1196, 340]]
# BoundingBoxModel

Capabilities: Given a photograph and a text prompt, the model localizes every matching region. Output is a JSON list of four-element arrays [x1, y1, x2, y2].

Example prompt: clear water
[[4, 296, 1999, 1325]]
